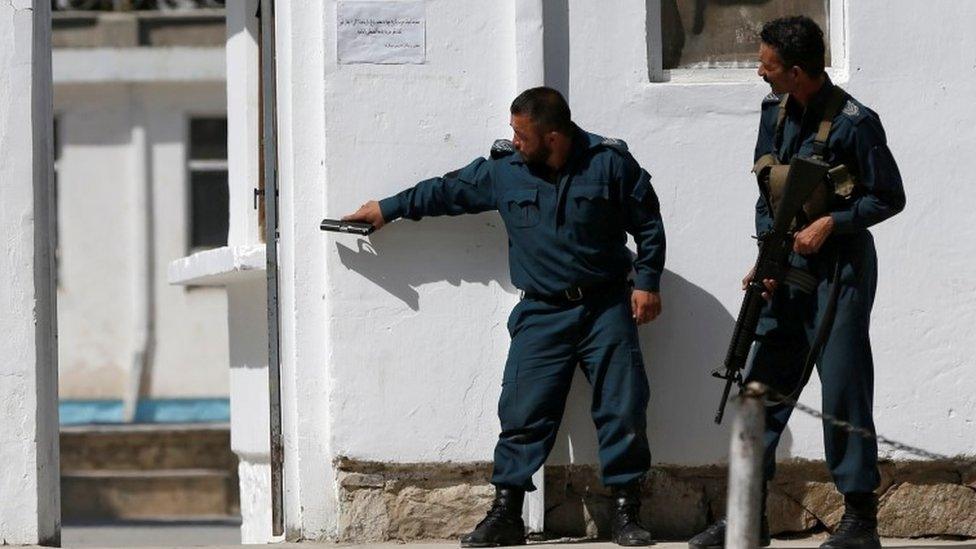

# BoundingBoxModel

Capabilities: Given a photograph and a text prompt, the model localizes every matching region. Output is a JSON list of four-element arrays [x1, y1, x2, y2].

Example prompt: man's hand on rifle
[[743, 267, 777, 301], [342, 200, 386, 231], [631, 290, 661, 325], [793, 215, 834, 254]]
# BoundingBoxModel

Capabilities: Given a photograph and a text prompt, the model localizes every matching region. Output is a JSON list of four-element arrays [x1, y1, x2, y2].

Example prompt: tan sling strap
[[771, 86, 847, 160], [812, 85, 848, 159]]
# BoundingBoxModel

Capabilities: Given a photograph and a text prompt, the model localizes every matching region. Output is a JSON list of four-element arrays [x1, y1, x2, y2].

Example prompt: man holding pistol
[[688, 16, 905, 549], [344, 87, 666, 547]]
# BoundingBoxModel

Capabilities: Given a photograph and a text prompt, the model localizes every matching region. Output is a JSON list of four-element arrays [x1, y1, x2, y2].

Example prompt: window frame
[[647, 0, 848, 84], [185, 113, 230, 254]]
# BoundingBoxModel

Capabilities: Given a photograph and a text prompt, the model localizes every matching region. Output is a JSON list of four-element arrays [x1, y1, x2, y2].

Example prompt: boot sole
[[459, 540, 526, 548]]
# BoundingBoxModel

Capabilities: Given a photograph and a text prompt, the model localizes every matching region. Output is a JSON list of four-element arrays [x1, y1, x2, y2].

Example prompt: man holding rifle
[[690, 16, 905, 549], [344, 87, 665, 547]]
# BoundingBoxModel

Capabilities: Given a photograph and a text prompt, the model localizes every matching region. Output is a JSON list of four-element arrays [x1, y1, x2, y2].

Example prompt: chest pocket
[[502, 188, 541, 228], [569, 184, 611, 225]]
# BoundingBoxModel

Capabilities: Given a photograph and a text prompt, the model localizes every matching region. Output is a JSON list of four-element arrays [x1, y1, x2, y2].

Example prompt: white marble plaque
[[337, 1, 426, 65]]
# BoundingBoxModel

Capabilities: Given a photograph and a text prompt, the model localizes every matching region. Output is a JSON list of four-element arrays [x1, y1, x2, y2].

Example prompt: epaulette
[[490, 139, 515, 159], [841, 99, 866, 123], [599, 137, 629, 153]]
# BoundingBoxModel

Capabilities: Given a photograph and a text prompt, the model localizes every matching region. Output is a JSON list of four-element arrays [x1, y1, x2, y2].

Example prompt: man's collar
[[788, 74, 834, 114], [580, 125, 604, 150], [807, 75, 835, 109]]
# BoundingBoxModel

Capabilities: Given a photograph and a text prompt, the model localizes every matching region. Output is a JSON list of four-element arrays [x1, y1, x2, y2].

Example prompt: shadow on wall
[[335, 213, 517, 310], [338, 219, 799, 464], [543, 0, 570, 99], [550, 269, 795, 467]]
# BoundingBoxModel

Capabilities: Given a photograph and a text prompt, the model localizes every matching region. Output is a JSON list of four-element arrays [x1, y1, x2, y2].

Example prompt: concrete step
[[61, 468, 239, 520], [59, 423, 236, 471]]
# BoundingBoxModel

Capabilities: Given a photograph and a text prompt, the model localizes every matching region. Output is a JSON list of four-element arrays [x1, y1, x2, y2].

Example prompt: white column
[[275, 0, 337, 540], [0, 0, 60, 545], [226, 0, 262, 248], [227, 279, 273, 544], [224, 0, 276, 542]]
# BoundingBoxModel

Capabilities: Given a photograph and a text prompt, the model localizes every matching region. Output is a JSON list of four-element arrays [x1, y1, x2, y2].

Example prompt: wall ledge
[[53, 47, 225, 84], [168, 245, 265, 287]]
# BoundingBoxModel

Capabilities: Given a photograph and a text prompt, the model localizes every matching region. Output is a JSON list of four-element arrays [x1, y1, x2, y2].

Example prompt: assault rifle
[[713, 155, 830, 424]]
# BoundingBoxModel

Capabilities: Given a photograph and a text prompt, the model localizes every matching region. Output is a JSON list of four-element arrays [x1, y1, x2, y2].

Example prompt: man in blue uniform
[[688, 16, 905, 549], [343, 87, 666, 546]]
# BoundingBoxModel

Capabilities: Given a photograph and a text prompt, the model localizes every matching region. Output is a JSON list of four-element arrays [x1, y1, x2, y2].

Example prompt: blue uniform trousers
[[746, 231, 880, 494], [490, 286, 651, 491]]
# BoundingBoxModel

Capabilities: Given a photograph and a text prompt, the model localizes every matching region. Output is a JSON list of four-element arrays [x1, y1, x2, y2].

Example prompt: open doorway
[[50, 1, 240, 546]]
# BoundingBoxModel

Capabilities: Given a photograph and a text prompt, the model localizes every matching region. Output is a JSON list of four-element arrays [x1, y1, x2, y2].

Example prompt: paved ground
[[51, 520, 976, 549], [61, 519, 242, 547]]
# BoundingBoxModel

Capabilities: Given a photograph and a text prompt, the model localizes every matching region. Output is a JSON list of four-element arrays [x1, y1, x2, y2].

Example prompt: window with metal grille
[[188, 117, 228, 250]]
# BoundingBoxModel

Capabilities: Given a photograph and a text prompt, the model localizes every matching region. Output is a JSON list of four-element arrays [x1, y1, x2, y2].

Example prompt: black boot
[[610, 482, 655, 546], [460, 486, 526, 548], [687, 485, 770, 549], [686, 517, 770, 549], [820, 493, 881, 549]]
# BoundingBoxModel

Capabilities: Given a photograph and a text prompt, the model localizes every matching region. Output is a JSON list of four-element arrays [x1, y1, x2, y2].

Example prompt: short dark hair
[[510, 87, 574, 134], [760, 16, 826, 77]]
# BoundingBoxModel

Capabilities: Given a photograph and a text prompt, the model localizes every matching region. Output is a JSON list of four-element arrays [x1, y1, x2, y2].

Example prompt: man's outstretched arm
[[343, 157, 496, 231]]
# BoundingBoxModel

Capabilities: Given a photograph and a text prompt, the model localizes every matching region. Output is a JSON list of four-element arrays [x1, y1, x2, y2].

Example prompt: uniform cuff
[[830, 210, 856, 235], [633, 272, 661, 293], [378, 196, 405, 223]]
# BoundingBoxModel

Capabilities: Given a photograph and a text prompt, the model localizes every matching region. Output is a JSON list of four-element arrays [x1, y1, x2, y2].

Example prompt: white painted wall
[[300, 0, 976, 463], [232, 0, 976, 538], [0, 0, 60, 544], [320, 0, 520, 464], [55, 80, 231, 400]]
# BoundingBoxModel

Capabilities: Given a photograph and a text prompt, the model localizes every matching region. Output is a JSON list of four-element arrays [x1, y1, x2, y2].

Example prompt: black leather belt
[[521, 280, 629, 305]]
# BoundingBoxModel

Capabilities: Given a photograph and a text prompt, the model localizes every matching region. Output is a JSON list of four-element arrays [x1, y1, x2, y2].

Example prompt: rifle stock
[[713, 155, 829, 424]]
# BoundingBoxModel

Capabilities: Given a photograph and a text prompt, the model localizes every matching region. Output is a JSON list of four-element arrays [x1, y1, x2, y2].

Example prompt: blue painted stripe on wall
[[59, 398, 230, 425]]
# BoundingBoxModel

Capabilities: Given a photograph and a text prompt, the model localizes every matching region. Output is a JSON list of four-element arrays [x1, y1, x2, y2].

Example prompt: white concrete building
[[53, 5, 231, 423], [170, 0, 974, 544]]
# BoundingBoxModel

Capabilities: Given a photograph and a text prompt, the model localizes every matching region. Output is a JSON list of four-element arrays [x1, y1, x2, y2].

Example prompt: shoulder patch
[[842, 100, 860, 118], [600, 137, 629, 152], [490, 139, 515, 159]]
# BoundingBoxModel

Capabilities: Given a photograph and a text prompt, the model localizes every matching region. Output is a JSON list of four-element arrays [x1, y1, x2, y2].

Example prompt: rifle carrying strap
[[772, 93, 790, 161], [812, 86, 848, 159], [772, 85, 847, 160]]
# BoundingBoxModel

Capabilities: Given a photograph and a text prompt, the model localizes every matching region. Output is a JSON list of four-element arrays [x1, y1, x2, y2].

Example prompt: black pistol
[[320, 218, 375, 236]]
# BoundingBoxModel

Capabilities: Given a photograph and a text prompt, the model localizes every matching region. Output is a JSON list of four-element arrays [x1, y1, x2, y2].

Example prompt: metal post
[[725, 382, 766, 549], [259, 0, 284, 537], [523, 467, 544, 536]]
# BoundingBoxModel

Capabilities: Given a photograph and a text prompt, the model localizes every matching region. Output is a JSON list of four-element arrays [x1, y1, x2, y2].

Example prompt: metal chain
[[762, 388, 951, 461]]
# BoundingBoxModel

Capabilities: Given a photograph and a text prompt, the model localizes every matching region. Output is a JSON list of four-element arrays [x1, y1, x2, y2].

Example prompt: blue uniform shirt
[[378, 127, 666, 295], [754, 78, 906, 236]]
